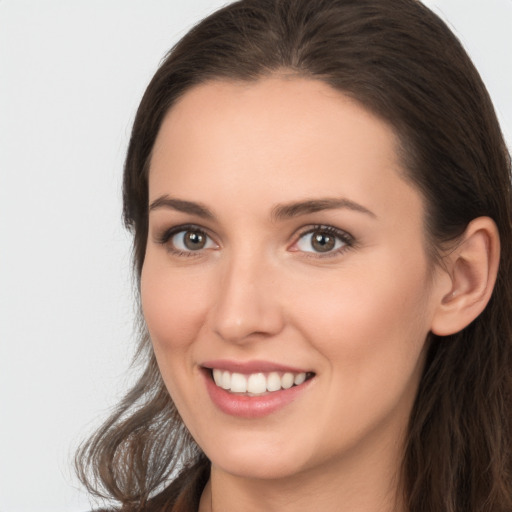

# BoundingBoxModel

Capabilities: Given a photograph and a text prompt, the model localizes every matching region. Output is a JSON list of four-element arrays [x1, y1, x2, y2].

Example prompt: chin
[[212, 455, 303, 481], [203, 433, 316, 481]]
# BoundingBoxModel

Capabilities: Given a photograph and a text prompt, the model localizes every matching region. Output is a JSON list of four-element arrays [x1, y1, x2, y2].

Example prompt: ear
[[431, 217, 500, 336]]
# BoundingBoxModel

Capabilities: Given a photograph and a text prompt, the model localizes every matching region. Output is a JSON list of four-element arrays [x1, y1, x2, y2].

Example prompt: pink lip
[[200, 363, 314, 419], [201, 359, 310, 374]]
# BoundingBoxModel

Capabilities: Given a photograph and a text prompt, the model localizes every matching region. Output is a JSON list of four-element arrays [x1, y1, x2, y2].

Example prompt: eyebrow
[[148, 196, 214, 219], [271, 198, 376, 221], [148, 195, 376, 221]]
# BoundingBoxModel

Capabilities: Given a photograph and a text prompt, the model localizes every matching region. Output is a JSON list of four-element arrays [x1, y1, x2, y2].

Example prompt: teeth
[[247, 373, 267, 394], [281, 372, 294, 389], [231, 372, 247, 393], [266, 372, 281, 392], [221, 370, 231, 390], [294, 372, 306, 385], [211, 369, 309, 394], [213, 369, 223, 387]]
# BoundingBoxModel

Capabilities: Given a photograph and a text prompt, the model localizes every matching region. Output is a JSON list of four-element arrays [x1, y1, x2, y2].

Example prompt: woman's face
[[141, 77, 445, 481]]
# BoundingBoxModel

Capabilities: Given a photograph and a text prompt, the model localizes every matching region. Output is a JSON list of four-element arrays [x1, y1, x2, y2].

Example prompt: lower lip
[[203, 370, 313, 419]]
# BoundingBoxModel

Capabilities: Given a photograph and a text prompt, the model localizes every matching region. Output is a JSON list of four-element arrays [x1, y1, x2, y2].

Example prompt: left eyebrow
[[148, 195, 214, 219], [271, 198, 376, 221]]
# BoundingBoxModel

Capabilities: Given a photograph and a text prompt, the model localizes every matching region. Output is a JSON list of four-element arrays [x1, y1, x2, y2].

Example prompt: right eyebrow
[[148, 195, 214, 219], [271, 197, 377, 221]]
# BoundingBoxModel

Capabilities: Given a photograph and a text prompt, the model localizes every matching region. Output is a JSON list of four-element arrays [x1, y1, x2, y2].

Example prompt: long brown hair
[[76, 1, 512, 510]]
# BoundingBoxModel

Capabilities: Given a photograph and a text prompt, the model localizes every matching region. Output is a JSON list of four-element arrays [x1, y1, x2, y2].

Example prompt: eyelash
[[155, 224, 355, 258], [156, 224, 216, 257], [292, 225, 355, 258]]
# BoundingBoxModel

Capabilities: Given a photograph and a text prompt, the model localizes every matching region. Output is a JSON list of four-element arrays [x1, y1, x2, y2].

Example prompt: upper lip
[[201, 359, 311, 374]]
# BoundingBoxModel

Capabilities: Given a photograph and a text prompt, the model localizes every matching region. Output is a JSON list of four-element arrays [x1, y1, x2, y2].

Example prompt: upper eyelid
[[289, 224, 356, 255], [155, 225, 219, 258], [155, 224, 216, 244], [294, 224, 354, 241]]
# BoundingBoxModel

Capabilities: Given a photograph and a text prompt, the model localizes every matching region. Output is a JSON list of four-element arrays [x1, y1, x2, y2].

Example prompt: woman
[[76, 0, 512, 510]]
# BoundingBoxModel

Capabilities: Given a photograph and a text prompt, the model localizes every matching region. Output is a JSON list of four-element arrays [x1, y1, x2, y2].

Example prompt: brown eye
[[311, 231, 336, 252], [295, 226, 351, 255], [183, 231, 206, 250], [169, 228, 217, 253]]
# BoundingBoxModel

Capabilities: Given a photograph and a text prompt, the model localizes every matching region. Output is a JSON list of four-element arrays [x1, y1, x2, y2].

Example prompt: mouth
[[209, 368, 315, 396], [199, 359, 316, 419], [200, 360, 316, 417]]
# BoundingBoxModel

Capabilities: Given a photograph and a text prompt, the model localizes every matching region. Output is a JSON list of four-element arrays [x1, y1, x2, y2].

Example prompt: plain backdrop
[[0, 1, 511, 511]]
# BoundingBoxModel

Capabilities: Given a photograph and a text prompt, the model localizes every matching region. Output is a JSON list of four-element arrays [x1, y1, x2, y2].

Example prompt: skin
[[141, 76, 451, 512]]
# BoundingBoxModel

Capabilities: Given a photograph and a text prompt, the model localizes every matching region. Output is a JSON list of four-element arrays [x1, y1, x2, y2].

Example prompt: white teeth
[[213, 369, 223, 387], [211, 369, 310, 394], [230, 372, 247, 393], [294, 372, 306, 385], [266, 372, 281, 392], [221, 371, 231, 390], [247, 373, 267, 394], [281, 372, 294, 389]]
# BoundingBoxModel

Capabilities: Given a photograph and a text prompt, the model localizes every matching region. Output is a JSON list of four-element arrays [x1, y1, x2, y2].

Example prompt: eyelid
[[289, 224, 355, 257], [154, 223, 219, 255]]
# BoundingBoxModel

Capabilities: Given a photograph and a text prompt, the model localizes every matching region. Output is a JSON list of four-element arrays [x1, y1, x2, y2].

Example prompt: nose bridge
[[211, 245, 284, 343]]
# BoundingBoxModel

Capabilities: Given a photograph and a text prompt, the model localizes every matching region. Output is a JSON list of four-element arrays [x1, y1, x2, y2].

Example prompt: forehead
[[151, 77, 400, 169], [149, 76, 423, 224]]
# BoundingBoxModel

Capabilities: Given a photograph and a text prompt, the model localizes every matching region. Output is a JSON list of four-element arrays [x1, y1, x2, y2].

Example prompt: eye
[[293, 226, 353, 255], [158, 226, 218, 255]]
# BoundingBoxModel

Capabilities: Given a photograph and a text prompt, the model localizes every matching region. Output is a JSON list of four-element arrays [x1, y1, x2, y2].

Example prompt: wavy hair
[[76, 1, 512, 510]]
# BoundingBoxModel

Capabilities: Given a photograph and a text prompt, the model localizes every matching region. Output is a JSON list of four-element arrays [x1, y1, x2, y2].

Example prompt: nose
[[211, 252, 285, 344]]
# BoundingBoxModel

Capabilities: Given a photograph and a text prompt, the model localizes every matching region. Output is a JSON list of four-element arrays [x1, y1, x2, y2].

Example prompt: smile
[[201, 362, 315, 418], [212, 369, 309, 395]]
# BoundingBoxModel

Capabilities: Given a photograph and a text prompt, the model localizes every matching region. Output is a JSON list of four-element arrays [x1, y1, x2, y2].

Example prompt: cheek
[[285, 257, 432, 451], [288, 251, 433, 381], [140, 257, 213, 351], [140, 256, 217, 417]]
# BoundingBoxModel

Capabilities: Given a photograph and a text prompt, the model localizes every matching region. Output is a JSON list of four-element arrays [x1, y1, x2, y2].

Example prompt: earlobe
[[430, 217, 500, 337]]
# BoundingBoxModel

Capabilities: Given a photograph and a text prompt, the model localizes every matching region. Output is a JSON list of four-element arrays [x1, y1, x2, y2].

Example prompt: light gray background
[[0, 1, 511, 511]]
